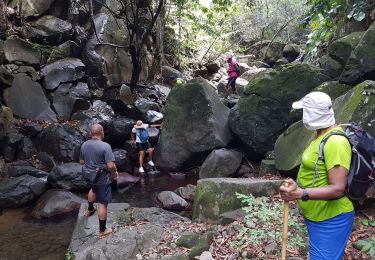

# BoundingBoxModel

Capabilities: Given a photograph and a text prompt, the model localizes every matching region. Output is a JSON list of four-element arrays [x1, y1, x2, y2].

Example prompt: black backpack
[[315, 123, 375, 202]]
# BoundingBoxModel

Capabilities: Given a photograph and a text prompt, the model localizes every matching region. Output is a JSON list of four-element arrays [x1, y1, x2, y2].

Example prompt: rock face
[[3, 36, 41, 65], [69, 204, 189, 260], [199, 149, 242, 178], [31, 189, 85, 219], [0, 175, 47, 208], [3, 74, 57, 122], [193, 178, 283, 222], [41, 58, 85, 90], [340, 24, 375, 84], [154, 78, 232, 171], [39, 125, 83, 162], [275, 80, 375, 172], [229, 64, 330, 156], [51, 82, 91, 120], [157, 191, 189, 210], [47, 162, 89, 191]]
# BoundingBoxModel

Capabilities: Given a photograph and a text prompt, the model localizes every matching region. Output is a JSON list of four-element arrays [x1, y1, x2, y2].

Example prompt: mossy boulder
[[261, 42, 285, 66], [154, 78, 232, 172], [275, 80, 375, 172], [259, 159, 277, 176], [282, 44, 300, 62], [199, 148, 242, 178], [193, 178, 282, 222], [328, 31, 365, 64], [319, 55, 343, 79], [229, 63, 330, 156], [313, 81, 353, 100], [3, 36, 41, 65], [340, 24, 375, 84]]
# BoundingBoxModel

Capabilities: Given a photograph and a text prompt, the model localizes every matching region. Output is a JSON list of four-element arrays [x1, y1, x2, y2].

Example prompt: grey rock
[[69, 204, 189, 259], [3, 74, 57, 122], [6, 161, 48, 178], [218, 208, 246, 225], [113, 149, 133, 173], [135, 98, 161, 115], [199, 149, 242, 178], [119, 84, 136, 105], [157, 191, 189, 210], [47, 162, 89, 191], [105, 118, 136, 146], [19, 122, 43, 137], [199, 251, 214, 260], [248, 61, 270, 68], [31, 189, 85, 219], [8, 0, 55, 17], [51, 82, 91, 120], [0, 65, 14, 87], [154, 78, 232, 171], [175, 184, 196, 201], [47, 41, 81, 64], [193, 178, 283, 221], [17, 136, 36, 160], [282, 44, 300, 62], [17, 66, 40, 81], [39, 124, 83, 162], [261, 42, 285, 66], [31, 15, 73, 39], [41, 58, 85, 90], [0, 131, 24, 162], [162, 66, 182, 80], [275, 57, 289, 67], [259, 159, 277, 176], [0, 175, 47, 208], [205, 61, 220, 74], [319, 55, 343, 79], [145, 110, 163, 124], [3, 36, 41, 65]]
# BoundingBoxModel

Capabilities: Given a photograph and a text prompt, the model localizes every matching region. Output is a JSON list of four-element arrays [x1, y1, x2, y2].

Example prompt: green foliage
[[359, 236, 375, 256], [361, 217, 375, 227], [304, 0, 375, 53], [65, 249, 74, 260], [235, 193, 307, 257]]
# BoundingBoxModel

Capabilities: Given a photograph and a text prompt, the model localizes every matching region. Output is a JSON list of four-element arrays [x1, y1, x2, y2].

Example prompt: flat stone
[[3, 36, 41, 65]]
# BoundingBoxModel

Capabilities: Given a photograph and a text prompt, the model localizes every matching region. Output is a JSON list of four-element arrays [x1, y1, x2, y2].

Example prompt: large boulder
[[113, 149, 133, 173], [193, 178, 283, 222], [29, 15, 73, 42], [275, 80, 375, 172], [50, 82, 91, 120], [199, 148, 242, 178], [41, 58, 85, 90], [134, 98, 161, 118], [69, 205, 189, 259], [31, 189, 85, 219], [8, 0, 55, 17], [240, 67, 272, 82], [261, 42, 285, 66], [229, 64, 330, 156], [3, 36, 41, 65], [39, 124, 83, 162], [0, 175, 47, 208], [105, 118, 136, 147], [3, 74, 57, 121], [47, 162, 89, 191], [340, 24, 375, 84], [0, 131, 24, 162], [205, 62, 220, 74], [47, 41, 81, 64], [328, 31, 365, 65], [6, 161, 49, 178], [319, 55, 343, 79], [154, 78, 232, 171], [162, 66, 182, 80]]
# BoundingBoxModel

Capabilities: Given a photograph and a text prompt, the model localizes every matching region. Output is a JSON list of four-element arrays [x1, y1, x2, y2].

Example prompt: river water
[[0, 174, 197, 260]]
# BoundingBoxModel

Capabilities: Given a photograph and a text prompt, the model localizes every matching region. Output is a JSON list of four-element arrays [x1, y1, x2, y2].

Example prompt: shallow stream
[[0, 174, 197, 260]]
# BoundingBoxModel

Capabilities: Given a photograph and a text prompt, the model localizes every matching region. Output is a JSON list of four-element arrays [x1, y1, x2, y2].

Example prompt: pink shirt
[[227, 60, 239, 78]]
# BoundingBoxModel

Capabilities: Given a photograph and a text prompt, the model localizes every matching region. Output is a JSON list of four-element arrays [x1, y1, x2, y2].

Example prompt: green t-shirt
[[297, 127, 354, 222]]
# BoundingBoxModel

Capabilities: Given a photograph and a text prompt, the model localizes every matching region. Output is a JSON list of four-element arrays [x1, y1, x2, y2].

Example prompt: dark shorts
[[92, 184, 112, 204], [136, 142, 151, 151], [227, 77, 237, 92]]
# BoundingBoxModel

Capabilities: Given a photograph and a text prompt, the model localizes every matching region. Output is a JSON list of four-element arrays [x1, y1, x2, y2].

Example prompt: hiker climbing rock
[[130, 120, 162, 173], [226, 55, 240, 98], [279, 92, 354, 259], [79, 124, 118, 239]]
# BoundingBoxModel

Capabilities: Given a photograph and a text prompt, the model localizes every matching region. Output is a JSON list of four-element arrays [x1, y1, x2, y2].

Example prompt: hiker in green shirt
[[280, 92, 354, 260]]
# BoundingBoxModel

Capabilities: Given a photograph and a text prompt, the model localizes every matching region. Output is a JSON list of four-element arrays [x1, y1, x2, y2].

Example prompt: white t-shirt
[[132, 124, 149, 143]]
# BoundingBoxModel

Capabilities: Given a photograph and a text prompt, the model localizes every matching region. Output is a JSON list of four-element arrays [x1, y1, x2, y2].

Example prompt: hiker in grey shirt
[[130, 120, 162, 173], [80, 124, 118, 239]]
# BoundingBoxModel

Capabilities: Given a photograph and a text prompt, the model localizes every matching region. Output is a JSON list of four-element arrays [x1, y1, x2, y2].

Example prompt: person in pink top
[[226, 56, 240, 97]]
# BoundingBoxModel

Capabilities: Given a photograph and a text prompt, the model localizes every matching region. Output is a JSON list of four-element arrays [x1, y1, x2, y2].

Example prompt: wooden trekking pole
[[281, 200, 289, 260]]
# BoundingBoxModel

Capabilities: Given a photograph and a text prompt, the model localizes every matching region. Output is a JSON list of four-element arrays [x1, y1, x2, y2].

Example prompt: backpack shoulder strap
[[311, 131, 348, 187]]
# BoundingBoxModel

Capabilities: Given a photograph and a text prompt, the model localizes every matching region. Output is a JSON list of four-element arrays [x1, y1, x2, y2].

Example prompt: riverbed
[[0, 174, 197, 260]]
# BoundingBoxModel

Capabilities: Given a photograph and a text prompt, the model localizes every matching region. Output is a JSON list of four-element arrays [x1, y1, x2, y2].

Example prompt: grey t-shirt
[[132, 124, 149, 143], [79, 139, 115, 185]]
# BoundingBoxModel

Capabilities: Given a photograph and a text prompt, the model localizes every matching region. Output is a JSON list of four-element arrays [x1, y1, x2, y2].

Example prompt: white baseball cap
[[292, 91, 332, 111]]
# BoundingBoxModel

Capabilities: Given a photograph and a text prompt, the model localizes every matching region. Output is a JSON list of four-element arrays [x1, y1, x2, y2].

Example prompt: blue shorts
[[92, 184, 112, 204], [305, 211, 354, 260]]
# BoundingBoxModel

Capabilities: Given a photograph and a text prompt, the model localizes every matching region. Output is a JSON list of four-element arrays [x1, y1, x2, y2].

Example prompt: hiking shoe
[[148, 160, 155, 167], [139, 167, 145, 173]]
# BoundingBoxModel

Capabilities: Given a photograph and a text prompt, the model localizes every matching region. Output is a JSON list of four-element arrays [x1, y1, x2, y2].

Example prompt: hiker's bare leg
[[147, 148, 154, 161], [98, 203, 107, 220], [139, 150, 145, 167], [88, 189, 96, 202]]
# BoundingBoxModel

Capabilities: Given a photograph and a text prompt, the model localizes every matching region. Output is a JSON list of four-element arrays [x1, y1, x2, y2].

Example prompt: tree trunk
[[0, 0, 6, 37], [130, 45, 141, 86]]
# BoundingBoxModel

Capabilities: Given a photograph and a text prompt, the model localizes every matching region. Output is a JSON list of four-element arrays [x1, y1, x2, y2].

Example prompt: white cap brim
[[292, 100, 303, 109]]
